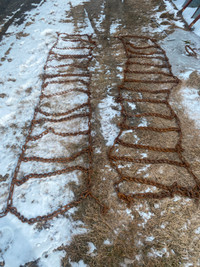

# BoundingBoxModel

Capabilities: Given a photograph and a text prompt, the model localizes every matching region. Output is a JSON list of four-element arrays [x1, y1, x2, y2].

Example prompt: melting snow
[[154, 203, 160, 209], [87, 242, 97, 256], [181, 88, 200, 130], [98, 94, 120, 146], [194, 227, 200, 234], [148, 247, 169, 258], [160, 224, 165, 229], [146, 236, 155, 242], [0, 0, 93, 266], [138, 118, 148, 127], [110, 21, 120, 34], [69, 259, 88, 267], [127, 102, 136, 110], [161, 29, 200, 78], [126, 208, 134, 220], [103, 239, 112, 245]]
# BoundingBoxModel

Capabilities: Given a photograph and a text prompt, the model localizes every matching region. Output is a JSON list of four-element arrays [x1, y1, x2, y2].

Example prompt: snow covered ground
[[0, 0, 93, 266], [161, 28, 200, 131], [0, 0, 200, 266], [162, 0, 200, 132]]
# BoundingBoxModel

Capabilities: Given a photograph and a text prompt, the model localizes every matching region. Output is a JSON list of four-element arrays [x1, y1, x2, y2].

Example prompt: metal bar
[[189, 13, 200, 27], [181, 0, 194, 12]]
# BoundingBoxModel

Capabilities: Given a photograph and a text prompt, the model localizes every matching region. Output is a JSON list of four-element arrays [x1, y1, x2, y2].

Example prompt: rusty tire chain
[[0, 33, 107, 223], [185, 45, 197, 58], [108, 35, 200, 205]]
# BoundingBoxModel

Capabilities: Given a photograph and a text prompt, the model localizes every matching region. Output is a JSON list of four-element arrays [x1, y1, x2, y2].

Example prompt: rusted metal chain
[[108, 35, 200, 205], [0, 33, 107, 223], [185, 45, 197, 57]]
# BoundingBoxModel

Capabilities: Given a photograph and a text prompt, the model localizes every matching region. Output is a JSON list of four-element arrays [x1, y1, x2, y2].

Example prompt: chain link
[[1, 34, 199, 222], [0, 33, 107, 224], [108, 35, 200, 204]]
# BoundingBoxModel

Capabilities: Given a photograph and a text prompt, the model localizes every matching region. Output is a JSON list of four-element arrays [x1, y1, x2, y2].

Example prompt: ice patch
[[136, 204, 154, 228]]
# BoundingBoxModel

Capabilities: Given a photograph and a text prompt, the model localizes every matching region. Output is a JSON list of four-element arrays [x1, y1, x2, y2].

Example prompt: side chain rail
[[0, 33, 107, 224], [108, 35, 200, 205]]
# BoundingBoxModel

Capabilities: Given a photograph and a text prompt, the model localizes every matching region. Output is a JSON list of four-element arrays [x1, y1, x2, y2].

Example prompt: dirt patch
[[16, 31, 30, 39], [0, 174, 9, 182], [0, 93, 7, 98], [186, 71, 200, 89]]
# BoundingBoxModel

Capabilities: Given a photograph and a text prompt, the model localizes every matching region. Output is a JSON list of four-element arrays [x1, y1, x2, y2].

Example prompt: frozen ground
[[0, 0, 200, 266], [170, 1, 200, 131], [0, 0, 93, 266], [161, 28, 200, 130]]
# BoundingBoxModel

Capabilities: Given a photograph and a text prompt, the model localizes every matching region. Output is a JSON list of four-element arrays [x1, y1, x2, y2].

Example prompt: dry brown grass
[[58, 0, 200, 266]]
